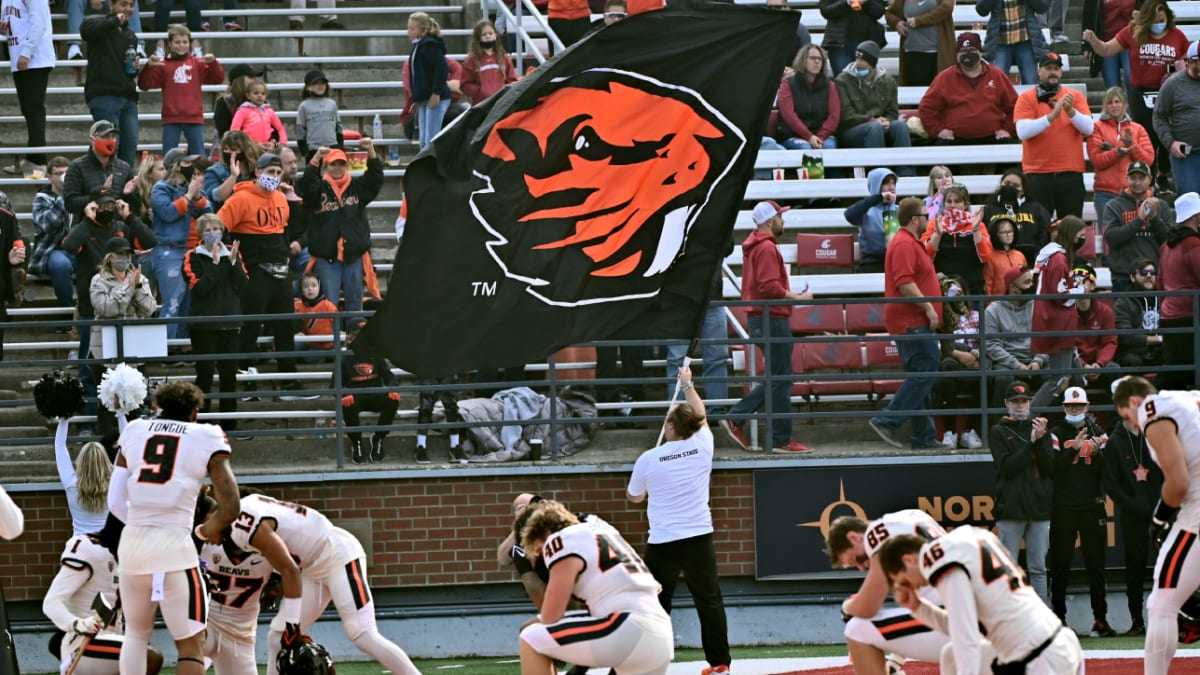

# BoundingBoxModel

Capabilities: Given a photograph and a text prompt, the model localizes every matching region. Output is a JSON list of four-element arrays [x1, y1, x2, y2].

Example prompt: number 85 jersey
[[541, 517, 666, 620], [118, 418, 231, 530]]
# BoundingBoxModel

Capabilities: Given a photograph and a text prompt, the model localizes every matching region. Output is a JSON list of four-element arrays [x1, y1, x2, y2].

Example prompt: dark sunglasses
[[605, 11, 627, 18], [1139, 268, 1158, 276]]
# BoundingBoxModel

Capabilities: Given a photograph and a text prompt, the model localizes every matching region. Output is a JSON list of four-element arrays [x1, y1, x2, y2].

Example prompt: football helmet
[[277, 641, 335, 675]]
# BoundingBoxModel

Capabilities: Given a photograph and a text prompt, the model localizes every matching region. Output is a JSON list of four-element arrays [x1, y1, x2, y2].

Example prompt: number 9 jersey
[[541, 517, 666, 620], [1140, 390, 1200, 529], [118, 418, 231, 531]]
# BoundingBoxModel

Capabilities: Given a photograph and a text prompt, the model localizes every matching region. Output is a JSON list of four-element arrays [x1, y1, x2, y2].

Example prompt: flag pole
[[656, 356, 691, 446]]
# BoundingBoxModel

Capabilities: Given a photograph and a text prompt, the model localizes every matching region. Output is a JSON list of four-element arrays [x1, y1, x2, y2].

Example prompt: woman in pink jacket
[[230, 79, 287, 148], [1087, 86, 1153, 222]]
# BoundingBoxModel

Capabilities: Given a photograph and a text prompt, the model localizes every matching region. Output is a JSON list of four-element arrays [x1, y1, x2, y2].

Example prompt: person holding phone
[[1153, 41, 1200, 196]]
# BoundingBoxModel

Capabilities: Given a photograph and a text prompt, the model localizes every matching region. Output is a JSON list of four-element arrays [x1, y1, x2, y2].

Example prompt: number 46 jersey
[[541, 517, 667, 620], [920, 526, 1061, 663], [118, 418, 230, 531]]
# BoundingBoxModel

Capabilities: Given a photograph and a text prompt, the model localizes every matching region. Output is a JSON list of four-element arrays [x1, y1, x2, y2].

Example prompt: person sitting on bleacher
[[915, 32, 1018, 145], [1071, 263, 1119, 401], [834, 40, 915, 175], [30, 157, 75, 310], [980, 168, 1051, 263], [984, 214, 1026, 296], [984, 265, 1048, 405], [1113, 257, 1163, 368], [1089, 87, 1156, 222], [1014, 52, 1094, 220], [1102, 160, 1173, 293], [776, 43, 841, 151], [919, 183, 992, 298], [844, 167, 898, 272]]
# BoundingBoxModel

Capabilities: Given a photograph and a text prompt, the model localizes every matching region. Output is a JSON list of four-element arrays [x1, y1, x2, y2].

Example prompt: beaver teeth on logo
[[471, 69, 745, 307]]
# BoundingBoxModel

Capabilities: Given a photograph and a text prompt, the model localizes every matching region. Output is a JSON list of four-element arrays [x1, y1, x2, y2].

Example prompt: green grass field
[[73, 638, 1151, 675]]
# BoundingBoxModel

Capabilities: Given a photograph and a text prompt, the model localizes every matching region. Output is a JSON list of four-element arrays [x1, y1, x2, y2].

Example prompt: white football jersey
[[920, 526, 1061, 664], [118, 418, 230, 531], [44, 535, 120, 635], [863, 509, 947, 559], [201, 543, 274, 643], [229, 494, 333, 571], [1140, 390, 1200, 526], [539, 517, 666, 619]]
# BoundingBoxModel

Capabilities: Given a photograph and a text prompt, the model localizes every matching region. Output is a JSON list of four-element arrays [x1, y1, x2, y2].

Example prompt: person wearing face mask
[[1081, 0, 1135, 92], [988, 380, 1053, 607], [182, 214, 246, 431], [983, 265, 1048, 412], [299, 141, 384, 314], [460, 19, 517, 105], [151, 149, 212, 342], [88, 236, 155, 363], [1071, 263, 1120, 404], [834, 41, 915, 175], [1015, 53, 1094, 220], [1102, 161, 1172, 292], [1114, 257, 1163, 368], [915, 32, 1017, 146], [1084, 0, 1188, 177], [1046, 387, 1114, 637], [983, 215, 1026, 296], [1154, 41, 1200, 197], [30, 157, 75, 309], [62, 187, 156, 411], [980, 168, 1052, 262], [217, 153, 306, 400], [80, 0, 143, 166], [63, 120, 141, 227]]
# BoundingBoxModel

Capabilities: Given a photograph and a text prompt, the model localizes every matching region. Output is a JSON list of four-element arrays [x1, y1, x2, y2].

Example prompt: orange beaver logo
[[471, 69, 745, 306]]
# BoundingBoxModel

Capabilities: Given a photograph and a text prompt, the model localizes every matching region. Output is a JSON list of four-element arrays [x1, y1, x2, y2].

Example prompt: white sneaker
[[67, 44, 83, 60], [1053, 32, 1069, 43], [960, 429, 983, 449], [941, 431, 957, 448], [153, 44, 165, 60]]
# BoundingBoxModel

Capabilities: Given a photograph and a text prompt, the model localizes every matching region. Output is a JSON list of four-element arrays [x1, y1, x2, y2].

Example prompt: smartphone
[[1183, 144, 1193, 156]]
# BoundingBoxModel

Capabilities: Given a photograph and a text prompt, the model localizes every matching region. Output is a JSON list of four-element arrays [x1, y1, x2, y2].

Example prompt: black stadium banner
[[356, 0, 799, 377], [753, 461, 1129, 580]]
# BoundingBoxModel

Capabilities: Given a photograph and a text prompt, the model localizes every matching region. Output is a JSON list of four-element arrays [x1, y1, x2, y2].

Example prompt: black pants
[[902, 51, 939, 87], [1117, 506, 1152, 621], [12, 67, 49, 165], [1160, 315, 1196, 390], [342, 392, 399, 442], [548, 17, 591, 52], [1129, 87, 1169, 175], [237, 268, 296, 372], [417, 375, 461, 425], [644, 533, 730, 669], [1049, 507, 1108, 622], [1025, 172, 1084, 221], [934, 357, 980, 430], [192, 329, 239, 427]]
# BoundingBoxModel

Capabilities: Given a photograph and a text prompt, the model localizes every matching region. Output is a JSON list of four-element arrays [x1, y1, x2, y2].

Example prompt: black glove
[[1151, 499, 1181, 551], [281, 622, 309, 649], [511, 545, 533, 575]]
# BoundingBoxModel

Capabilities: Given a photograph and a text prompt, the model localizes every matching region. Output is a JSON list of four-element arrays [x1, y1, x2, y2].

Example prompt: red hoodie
[[1031, 247, 1080, 354], [741, 230, 792, 319], [1075, 299, 1117, 366], [138, 55, 225, 125]]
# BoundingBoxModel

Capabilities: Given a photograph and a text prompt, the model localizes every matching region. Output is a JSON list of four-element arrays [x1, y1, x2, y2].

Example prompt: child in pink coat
[[230, 79, 287, 147]]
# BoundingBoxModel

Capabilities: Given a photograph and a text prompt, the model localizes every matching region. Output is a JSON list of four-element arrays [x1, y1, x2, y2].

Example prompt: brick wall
[[0, 470, 755, 601]]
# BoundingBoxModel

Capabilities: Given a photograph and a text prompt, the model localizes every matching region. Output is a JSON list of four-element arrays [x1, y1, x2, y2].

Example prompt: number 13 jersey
[[541, 517, 667, 620]]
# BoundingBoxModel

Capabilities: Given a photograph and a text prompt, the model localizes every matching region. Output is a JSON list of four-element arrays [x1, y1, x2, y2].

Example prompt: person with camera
[[1014, 52, 1094, 220], [1153, 41, 1200, 196]]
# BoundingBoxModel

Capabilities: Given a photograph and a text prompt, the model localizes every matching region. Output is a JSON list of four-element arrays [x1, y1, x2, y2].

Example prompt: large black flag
[[357, 0, 797, 376]]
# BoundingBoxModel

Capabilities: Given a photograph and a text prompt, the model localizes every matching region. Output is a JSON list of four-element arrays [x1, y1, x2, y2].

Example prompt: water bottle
[[124, 46, 138, 76], [372, 114, 383, 141]]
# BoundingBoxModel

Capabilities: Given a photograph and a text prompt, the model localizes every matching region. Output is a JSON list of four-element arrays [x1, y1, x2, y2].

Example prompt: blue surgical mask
[[1065, 412, 1087, 425], [1151, 22, 1167, 34], [257, 174, 280, 191], [202, 232, 223, 248], [854, 67, 871, 78]]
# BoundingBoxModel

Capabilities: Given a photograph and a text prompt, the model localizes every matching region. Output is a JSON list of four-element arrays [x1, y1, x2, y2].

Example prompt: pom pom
[[98, 364, 148, 414], [33, 371, 86, 420]]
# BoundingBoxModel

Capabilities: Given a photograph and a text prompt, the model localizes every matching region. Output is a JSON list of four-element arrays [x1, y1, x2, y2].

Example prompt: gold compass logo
[[798, 479, 867, 538]]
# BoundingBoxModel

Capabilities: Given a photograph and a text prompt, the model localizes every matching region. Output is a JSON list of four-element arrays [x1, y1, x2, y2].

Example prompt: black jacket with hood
[[989, 415, 1054, 521]]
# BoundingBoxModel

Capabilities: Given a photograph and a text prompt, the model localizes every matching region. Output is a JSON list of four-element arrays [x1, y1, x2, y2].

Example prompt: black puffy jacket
[[989, 416, 1054, 521]]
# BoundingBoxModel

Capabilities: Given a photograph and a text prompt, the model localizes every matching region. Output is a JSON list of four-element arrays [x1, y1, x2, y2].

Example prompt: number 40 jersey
[[541, 517, 667, 620], [118, 418, 230, 531]]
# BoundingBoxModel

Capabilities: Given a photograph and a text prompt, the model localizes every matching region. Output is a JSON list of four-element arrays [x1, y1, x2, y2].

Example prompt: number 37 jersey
[[118, 418, 231, 531], [541, 517, 667, 620]]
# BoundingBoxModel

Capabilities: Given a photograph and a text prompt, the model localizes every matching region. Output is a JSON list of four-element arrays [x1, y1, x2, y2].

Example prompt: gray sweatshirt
[[984, 299, 1048, 370], [296, 96, 343, 152], [1154, 71, 1200, 148]]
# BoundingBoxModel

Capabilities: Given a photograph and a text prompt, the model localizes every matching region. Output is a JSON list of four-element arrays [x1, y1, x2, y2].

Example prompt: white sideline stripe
[[653, 651, 1196, 674]]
